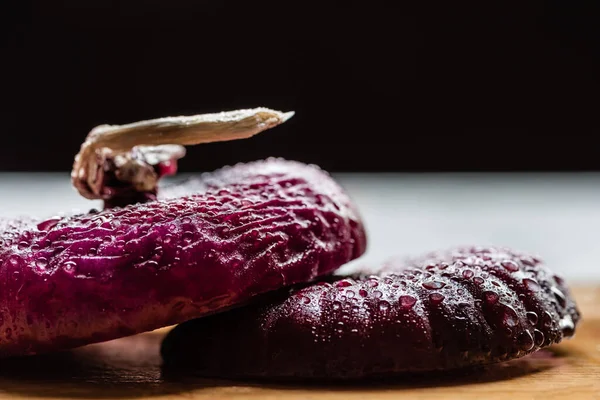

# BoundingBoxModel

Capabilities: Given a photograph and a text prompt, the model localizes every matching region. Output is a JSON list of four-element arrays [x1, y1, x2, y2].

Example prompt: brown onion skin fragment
[[0, 159, 366, 357], [161, 246, 580, 380]]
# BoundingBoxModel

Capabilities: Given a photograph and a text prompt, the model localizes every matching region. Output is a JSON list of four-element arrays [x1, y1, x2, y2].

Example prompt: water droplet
[[332, 301, 341, 310], [63, 261, 76, 273], [554, 275, 565, 286], [422, 281, 446, 290], [399, 295, 417, 309], [358, 289, 368, 297], [8, 256, 20, 266], [503, 305, 520, 328], [103, 236, 113, 243], [518, 330, 535, 351], [183, 231, 194, 244], [429, 293, 445, 305], [559, 316, 575, 337], [302, 296, 311, 304], [542, 311, 553, 328], [473, 277, 484, 285], [181, 217, 192, 224], [18, 241, 29, 250], [346, 290, 355, 298], [373, 290, 383, 298], [501, 260, 520, 272], [533, 329, 545, 346], [37, 217, 61, 231], [462, 269, 474, 279], [520, 256, 535, 266], [378, 301, 390, 312], [526, 311, 539, 325], [367, 279, 379, 288], [551, 287, 567, 308], [35, 257, 48, 270], [483, 291, 499, 305], [523, 278, 540, 292], [335, 280, 352, 288], [88, 247, 97, 256]]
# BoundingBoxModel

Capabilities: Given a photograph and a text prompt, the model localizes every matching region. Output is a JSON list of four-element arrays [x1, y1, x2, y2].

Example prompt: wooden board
[[0, 287, 597, 400]]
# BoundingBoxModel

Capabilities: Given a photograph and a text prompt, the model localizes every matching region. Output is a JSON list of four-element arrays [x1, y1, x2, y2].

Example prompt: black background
[[1, 1, 599, 172]]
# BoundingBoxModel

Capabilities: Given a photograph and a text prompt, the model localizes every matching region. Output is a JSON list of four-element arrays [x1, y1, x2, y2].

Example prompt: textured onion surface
[[0, 159, 366, 357], [161, 246, 580, 379]]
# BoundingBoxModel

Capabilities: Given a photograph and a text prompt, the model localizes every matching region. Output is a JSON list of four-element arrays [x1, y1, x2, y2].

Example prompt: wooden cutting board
[[0, 287, 597, 400]]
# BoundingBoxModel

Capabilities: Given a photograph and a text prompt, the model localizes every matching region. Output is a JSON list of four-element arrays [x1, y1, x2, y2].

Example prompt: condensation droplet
[[553, 274, 565, 286], [358, 289, 368, 297], [378, 301, 390, 312], [518, 330, 535, 351], [422, 281, 446, 290], [526, 311, 539, 325], [462, 269, 474, 279], [335, 280, 352, 288], [373, 290, 383, 298], [399, 295, 417, 309], [559, 315, 575, 337], [551, 287, 567, 308], [8, 256, 20, 266], [473, 277, 484, 285], [520, 256, 535, 266], [37, 217, 61, 232], [542, 311, 553, 328], [332, 301, 341, 311], [533, 329, 545, 346], [367, 279, 379, 288], [63, 261, 77, 273], [523, 278, 540, 292], [483, 291, 499, 305], [503, 305, 520, 328], [35, 257, 48, 270], [429, 293, 445, 305], [183, 231, 194, 243], [501, 260, 520, 272]]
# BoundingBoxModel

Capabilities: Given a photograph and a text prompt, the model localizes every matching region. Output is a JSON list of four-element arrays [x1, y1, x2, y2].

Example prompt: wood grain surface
[[0, 287, 596, 400]]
